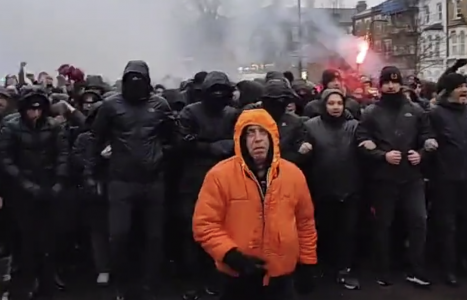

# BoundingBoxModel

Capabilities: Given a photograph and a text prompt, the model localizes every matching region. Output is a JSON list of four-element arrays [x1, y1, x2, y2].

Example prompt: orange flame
[[356, 39, 369, 64]]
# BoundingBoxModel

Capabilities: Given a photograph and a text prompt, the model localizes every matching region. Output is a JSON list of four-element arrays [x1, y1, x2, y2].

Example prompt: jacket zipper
[[247, 169, 270, 248]]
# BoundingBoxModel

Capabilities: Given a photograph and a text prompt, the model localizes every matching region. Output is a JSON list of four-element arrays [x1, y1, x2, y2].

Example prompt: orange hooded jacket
[[192, 108, 317, 282]]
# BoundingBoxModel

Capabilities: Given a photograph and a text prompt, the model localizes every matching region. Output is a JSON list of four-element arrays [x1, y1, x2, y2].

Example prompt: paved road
[[57, 272, 467, 300]]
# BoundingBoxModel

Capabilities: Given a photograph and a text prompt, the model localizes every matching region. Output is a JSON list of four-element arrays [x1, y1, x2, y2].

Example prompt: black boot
[[445, 273, 459, 287], [337, 268, 360, 290], [53, 274, 65, 291]]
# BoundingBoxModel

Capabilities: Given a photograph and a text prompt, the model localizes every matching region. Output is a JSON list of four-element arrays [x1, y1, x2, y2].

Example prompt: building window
[[460, 31, 466, 55], [435, 35, 441, 57], [384, 39, 392, 53], [453, 0, 462, 18], [428, 35, 433, 57], [374, 40, 382, 52], [424, 5, 430, 24], [436, 3, 442, 20], [451, 31, 458, 55]]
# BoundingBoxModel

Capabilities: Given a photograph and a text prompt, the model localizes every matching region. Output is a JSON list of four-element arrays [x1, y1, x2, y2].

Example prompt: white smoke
[[0, 0, 383, 84]]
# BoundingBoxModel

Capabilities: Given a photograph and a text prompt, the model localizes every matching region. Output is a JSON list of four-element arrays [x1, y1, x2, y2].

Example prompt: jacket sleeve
[[193, 170, 238, 262], [71, 133, 88, 171], [416, 106, 435, 145], [294, 169, 317, 265], [87, 101, 112, 178], [67, 109, 87, 128], [281, 120, 307, 165], [0, 123, 23, 182], [55, 125, 69, 179], [158, 97, 177, 150], [177, 106, 211, 153], [355, 106, 386, 160]]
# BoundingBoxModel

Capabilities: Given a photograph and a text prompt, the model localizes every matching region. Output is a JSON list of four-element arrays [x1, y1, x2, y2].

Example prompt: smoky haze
[[0, 0, 382, 84]]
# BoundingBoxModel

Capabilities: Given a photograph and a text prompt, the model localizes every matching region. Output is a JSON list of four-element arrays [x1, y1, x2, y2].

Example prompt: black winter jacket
[[429, 101, 467, 181], [356, 95, 434, 182], [303, 116, 361, 199], [88, 60, 176, 182]]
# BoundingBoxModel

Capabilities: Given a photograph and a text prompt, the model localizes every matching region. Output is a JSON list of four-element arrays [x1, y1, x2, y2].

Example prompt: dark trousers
[[432, 180, 467, 273], [178, 191, 216, 290], [9, 196, 57, 300], [314, 195, 359, 270], [108, 180, 165, 292], [86, 192, 110, 273], [219, 274, 296, 300], [370, 179, 427, 274]]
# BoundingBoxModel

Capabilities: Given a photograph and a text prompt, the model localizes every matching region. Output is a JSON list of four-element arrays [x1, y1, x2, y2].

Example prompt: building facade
[[353, 0, 447, 79], [446, 0, 467, 74], [417, 0, 447, 81]]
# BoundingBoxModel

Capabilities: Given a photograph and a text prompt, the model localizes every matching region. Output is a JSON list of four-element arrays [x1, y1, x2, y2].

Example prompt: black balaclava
[[379, 66, 404, 107], [320, 89, 346, 125], [262, 79, 293, 121], [204, 84, 232, 112], [122, 72, 151, 102]]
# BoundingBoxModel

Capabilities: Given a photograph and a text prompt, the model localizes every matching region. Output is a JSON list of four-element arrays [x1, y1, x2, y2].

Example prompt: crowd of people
[[0, 58, 466, 300]]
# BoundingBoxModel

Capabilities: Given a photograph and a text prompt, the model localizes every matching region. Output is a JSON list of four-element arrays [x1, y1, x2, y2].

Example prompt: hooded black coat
[[176, 71, 237, 219], [303, 89, 361, 199], [87, 60, 176, 183]]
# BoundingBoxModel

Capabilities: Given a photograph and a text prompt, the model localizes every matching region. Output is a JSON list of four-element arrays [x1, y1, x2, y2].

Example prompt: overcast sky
[[288, 0, 384, 8]]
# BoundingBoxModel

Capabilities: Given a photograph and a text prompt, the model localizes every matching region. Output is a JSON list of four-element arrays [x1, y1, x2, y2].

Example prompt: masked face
[[204, 85, 232, 110], [122, 73, 150, 101], [262, 97, 289, 119]]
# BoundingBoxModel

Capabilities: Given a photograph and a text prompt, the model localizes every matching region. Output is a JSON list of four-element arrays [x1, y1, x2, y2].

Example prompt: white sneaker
[[97, 272, 109, 285]]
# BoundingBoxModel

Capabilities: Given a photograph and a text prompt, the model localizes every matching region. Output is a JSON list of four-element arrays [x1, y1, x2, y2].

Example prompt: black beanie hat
[[379, 66, 403, 86], [322, 69, 341, 88], [443, 73, 466, 95]]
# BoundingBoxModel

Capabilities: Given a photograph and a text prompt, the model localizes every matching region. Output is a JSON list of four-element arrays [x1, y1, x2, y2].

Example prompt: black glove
[[51, 182, 64, 197], [84, 178, 98, 195], [222, 248, 265, 277], [294, 264, 316, 295], [454, 59, 467, 69], [22, 180, 42, 198], [209, 140, 234, 157]]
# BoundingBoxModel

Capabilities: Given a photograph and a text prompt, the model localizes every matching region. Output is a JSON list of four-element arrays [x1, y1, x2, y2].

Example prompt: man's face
[[415, 84, 422, 95], [326, 93, 344, 117], [155, 88, 164, 96], [381, 81, 401, 93], [245, 125, 270, 164], [286, 102, 296, 113], [352, 87, 363, 99], [327, 78, 341, 90], [0, 97, 8, 113], [26, 108, 42, 122], [452, 83, 467, 103]]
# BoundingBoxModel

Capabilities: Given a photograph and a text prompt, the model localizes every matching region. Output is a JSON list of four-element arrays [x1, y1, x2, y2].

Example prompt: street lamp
[[297, 0, 303, 78]]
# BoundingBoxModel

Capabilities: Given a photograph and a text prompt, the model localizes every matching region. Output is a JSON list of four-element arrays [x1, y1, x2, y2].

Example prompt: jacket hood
[[236, 80, 265, 108], [263, 78, 295, 99], [122, 60, 151, 82], [79, 90, 102, 104], [201, 71, 232, 91], [234, 109, 280, 183], [163, 88, 186, 111], [319, 89, 346, 120], [265, 71, 286, 83], [18, 86, 51, 116]]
